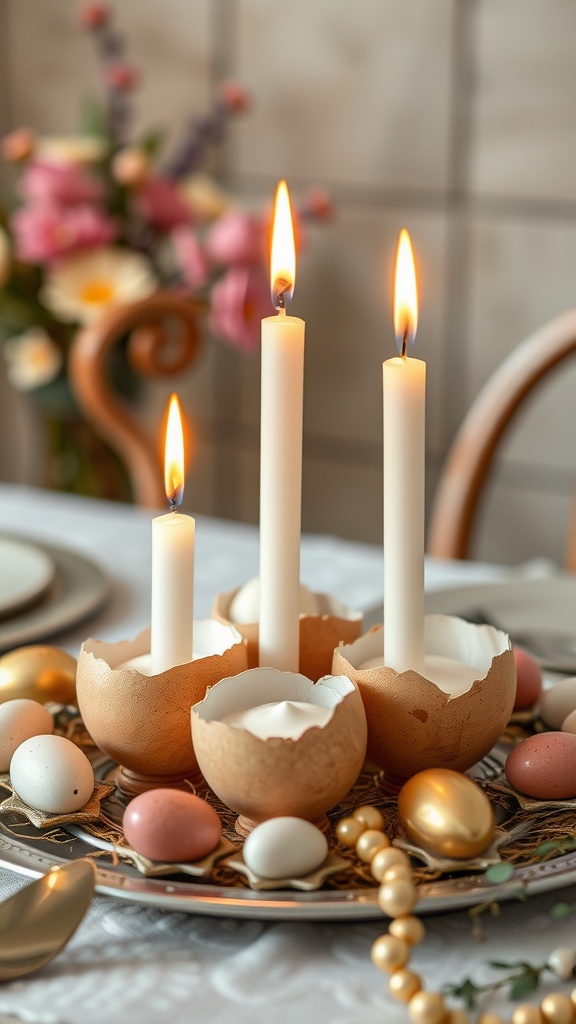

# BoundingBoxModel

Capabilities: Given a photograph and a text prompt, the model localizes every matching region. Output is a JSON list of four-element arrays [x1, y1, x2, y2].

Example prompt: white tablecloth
[[0, 485, 572, 1024]]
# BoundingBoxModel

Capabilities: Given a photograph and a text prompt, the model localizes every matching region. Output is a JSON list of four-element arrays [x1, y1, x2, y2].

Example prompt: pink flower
[[12, 204, 117, 263], [20, 161, 103, 205], [135, 177, 192, 231], [301, 186, 334, 222], [206, 210, 265, 266], [105, 62, 139, 91], [218, 81, 250, 115], [171, 227, 209, 290], [209, 265, 272, 352], [78, 4, 109, 29]]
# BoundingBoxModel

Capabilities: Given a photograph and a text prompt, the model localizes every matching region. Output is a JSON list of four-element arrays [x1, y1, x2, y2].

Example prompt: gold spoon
[[0, 860, 94, 980]]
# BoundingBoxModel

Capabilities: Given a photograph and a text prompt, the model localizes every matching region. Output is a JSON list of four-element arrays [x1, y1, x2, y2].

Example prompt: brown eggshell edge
[[191, 682, 367, 822], [76, 626, 249, 776], [212, 588, 363, 680], [332, 628, 515, 780]]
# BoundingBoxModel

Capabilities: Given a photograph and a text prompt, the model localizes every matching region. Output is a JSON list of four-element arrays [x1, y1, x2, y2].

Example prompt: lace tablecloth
[[0, 485, 572, 1024]]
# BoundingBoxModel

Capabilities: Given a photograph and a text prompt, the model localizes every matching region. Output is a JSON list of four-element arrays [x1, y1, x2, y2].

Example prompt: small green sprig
[[445, 959, 548, 1010]]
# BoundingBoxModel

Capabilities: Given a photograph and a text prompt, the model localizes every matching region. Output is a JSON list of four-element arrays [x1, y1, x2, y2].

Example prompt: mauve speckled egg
[[505, 732, 576, 799], [122, 789, 221, 863], [513, 648, 543, 710]]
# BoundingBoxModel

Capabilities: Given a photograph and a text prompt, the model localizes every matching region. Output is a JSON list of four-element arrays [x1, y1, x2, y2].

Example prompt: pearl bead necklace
[[336, 805, 576, 1024]]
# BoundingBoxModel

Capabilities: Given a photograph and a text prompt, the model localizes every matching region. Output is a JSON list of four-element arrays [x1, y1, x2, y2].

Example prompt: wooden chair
[[427, 308, 576, 571], [68, 292, 201, 508]]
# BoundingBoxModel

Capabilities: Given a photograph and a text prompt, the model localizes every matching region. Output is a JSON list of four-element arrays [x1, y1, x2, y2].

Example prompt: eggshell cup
[[76, 621, 248, 795], [332, 614, 515, 786], [191, 667, 367, 835], [212, 588, 363, 681]]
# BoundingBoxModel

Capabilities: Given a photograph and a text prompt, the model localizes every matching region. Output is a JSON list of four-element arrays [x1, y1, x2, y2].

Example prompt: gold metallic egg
[[397, 768, 495, 859], [0, 646, 77, 706]]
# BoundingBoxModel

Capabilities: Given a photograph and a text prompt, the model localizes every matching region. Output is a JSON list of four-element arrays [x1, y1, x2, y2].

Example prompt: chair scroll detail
[[68, 292, 201, 508], [427, 308, 576, 570]]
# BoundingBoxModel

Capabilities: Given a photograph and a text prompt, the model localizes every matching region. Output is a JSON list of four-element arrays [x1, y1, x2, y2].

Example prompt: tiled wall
[[3, 0, 576, 568]]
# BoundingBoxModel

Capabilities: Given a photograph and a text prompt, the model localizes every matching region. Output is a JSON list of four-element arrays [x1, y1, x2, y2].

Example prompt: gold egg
[[397, 768, 495, 859], [0, 646, 77, 706]]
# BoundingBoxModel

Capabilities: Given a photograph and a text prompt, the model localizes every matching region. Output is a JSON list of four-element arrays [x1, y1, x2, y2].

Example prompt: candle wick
[[401, 329, 408, 359]]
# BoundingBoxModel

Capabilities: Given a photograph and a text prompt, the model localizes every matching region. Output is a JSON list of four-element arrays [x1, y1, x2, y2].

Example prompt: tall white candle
[[150, 394, 195, 674], [383, 230, 425, 673], [259, 181, 304, 672]]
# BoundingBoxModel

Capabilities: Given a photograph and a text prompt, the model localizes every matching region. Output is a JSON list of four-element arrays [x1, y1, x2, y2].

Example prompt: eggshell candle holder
[[332, 614, 515, 788], [76, 621, 248, 796], [212, 588, 363, 680], [191, 667, 367, 836]]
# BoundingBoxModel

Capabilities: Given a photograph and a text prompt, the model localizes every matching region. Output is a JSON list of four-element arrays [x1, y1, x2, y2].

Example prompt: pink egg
[[123, 789, 221, 862], [505, 732, 576, 799], [512, 648, 543, 710]]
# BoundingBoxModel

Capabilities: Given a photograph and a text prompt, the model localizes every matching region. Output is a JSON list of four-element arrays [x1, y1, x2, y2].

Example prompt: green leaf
[[79, 94, 108, 139], [551, 903, 571, 919], [484, 863, 515, 884], [532, 840, 560, 856], [509, 972, 538, 1000], [488, 960, 515, 970], [444, 978, 481, 1011], [138, 128, 165, 158]]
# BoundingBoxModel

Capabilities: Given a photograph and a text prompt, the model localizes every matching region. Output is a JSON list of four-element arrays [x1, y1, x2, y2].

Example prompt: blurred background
[[1, 0, 576, 568]]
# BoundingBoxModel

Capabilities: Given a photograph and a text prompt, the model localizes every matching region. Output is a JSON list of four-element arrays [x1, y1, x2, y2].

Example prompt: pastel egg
[[243, 817, 328, 880], [561, 708, 576, 735], [122, 789, 222, 863], [505, 732, 576, 799], [0, 646, 77, 706], [539, 677, 576, 729], [513, 648, 543, 710], [10, 734, 94, 813], [0, 698, 53, 771]]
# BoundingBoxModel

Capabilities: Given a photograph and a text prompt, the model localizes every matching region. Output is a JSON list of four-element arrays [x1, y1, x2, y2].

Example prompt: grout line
[[230, 174, 576, 226]]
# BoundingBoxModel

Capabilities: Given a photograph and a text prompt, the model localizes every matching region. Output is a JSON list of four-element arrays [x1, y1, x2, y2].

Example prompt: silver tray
[[2, 795, 576, 920]]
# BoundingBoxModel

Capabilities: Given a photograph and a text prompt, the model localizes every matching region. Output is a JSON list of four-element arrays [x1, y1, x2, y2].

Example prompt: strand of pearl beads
[[335, 805, 576, 1024]]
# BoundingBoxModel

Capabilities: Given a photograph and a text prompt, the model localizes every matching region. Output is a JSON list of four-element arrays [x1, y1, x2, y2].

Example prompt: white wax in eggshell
[[120, 652, 202, 676], [358, 654, 482, 698], [220, 700, 333, 740]]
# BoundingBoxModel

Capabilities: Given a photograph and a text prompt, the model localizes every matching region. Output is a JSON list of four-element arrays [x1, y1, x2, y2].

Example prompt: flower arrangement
[[0, 3, 330, 495]]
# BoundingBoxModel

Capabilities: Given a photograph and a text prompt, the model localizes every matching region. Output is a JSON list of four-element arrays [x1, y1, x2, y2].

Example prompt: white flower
[[4, 328, 63, 391], [0, 228, 10, 287], [40, 247, 158, 325], [35, 135, 108, 164]]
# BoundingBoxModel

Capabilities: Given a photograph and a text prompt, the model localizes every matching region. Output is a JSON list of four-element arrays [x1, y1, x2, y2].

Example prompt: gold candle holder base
[[76, 621, 248, 795], [213, 587, 363, 680], [333, 614, 515, 784], [191, 665, 367, 834]]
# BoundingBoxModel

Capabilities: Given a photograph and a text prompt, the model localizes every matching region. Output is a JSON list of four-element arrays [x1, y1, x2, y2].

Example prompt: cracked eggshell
[[191, 667, 367, 823], [76, 622, 248, 776], [213, 586, 363, 680], [332, 615, 515, 782]]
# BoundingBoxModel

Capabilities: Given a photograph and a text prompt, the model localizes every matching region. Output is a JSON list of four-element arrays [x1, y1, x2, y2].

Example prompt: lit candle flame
[[393, 229, 418, 356], [164, 393, 185, 509], [270, 179, 296, 309]]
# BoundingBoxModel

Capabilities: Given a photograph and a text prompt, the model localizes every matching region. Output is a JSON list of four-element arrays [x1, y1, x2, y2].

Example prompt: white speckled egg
[[10, 734, 94, 813], [0, 698, 53, 772], [539, 677, 576, 729], [243, 817, 328, 880]]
